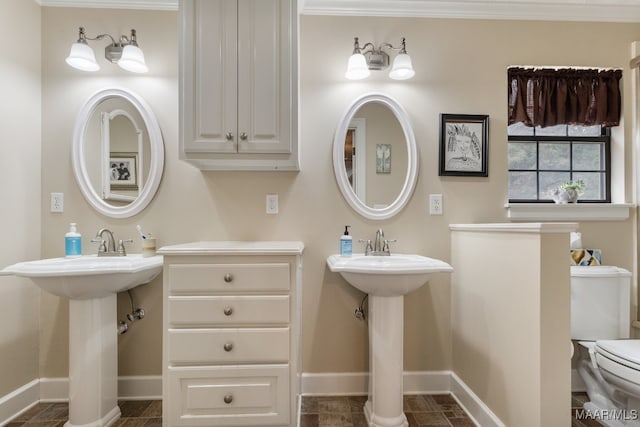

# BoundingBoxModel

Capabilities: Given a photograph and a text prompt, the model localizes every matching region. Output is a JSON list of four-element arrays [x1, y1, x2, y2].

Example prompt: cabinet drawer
[[167, 364, 289, 426], [168, 263, 290, 293], [168, 328, 289, 364], [169, 295, 290, 326]]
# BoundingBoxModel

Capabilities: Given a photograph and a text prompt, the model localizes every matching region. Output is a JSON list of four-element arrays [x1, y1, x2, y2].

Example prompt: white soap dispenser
[[65, 223, 82, 258], [340, 225, 352, 256]]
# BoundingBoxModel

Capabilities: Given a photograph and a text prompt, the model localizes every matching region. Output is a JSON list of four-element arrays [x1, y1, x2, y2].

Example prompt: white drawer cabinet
[[179, 0, 298, 171], [160, 241, 303, 427]]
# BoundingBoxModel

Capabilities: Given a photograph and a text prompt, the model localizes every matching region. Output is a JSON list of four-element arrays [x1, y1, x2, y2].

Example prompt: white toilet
[[571, 265, 640, 426]]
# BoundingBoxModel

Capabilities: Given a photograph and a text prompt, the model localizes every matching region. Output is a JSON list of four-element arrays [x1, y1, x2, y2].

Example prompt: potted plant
[[551, 180, 585, 204]]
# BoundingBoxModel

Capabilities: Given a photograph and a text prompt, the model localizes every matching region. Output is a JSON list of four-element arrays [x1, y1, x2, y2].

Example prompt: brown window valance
[[508, 67, 622, 128]]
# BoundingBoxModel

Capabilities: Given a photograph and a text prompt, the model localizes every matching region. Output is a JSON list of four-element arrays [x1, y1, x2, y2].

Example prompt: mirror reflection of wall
[[346, 103, 408, 208], [85, 98, 150, 206]]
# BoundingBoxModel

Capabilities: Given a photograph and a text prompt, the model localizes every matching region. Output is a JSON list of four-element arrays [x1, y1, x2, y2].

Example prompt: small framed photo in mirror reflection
[[439, 114, 489, 177], [376, 144, 391, 174], [109, 152, 138, 190]]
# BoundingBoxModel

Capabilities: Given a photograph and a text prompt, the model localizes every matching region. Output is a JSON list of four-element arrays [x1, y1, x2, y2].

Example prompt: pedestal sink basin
[[327, 253, 453, 427], [2, 254, 163, 427]]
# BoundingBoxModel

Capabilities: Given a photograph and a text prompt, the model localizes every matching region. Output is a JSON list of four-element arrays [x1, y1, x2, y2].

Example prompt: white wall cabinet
[[160, 241, 304, 427], [180, 0, 299, 170]]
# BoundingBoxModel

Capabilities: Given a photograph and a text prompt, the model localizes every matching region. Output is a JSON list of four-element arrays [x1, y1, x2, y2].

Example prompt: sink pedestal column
[[364, 295, 408, 427], [66, 295, 121, 427]]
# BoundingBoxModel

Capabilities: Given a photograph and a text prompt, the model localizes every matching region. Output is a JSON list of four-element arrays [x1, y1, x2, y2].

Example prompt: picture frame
[[439, 113, 489, 177], [376, 144, 391, 174], [109, 152, 138, 190]]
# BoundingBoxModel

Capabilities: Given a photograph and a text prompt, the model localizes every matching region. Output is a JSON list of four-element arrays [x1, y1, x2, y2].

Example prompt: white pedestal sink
[[327, 254, 453, 427], [2, 254, 163, 427]]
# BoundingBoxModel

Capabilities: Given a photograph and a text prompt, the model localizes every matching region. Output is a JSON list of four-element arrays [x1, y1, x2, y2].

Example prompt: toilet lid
[[596, 340, 640, 370]]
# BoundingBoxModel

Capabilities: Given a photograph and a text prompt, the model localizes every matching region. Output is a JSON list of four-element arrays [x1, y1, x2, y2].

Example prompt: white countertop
[[158, 241, 305, 255]]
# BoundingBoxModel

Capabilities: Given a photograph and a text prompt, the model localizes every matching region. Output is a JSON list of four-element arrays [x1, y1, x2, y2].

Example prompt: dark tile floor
[[300, 394, 475, 427], [4, 400, 161, 427], [4, 392, 605, 427]]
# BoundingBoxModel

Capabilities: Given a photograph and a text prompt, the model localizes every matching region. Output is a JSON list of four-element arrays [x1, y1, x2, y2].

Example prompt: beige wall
[[0, 0, 42, 397], [0, 5, 637, 396]]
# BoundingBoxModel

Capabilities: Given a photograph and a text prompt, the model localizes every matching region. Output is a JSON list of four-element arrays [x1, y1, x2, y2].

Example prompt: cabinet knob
[[224, 394, 233, 404], [223, 342, 233, 352], [223, 306, 233, 316], [224, 273, 233, 283], [240, 132, 248, 140], [225, 132, 233, 141]]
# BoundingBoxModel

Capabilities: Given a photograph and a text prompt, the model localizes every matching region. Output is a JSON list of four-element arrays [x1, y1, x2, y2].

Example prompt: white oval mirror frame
[[333, 93, 418, 220], [72, 88, 164, 218]]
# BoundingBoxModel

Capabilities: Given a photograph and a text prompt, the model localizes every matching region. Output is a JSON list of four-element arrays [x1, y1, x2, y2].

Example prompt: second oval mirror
[[333, 93, 418, 220]]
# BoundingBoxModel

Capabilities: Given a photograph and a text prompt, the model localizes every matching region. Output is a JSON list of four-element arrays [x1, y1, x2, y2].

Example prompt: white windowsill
[[505, 203, 635, 221]]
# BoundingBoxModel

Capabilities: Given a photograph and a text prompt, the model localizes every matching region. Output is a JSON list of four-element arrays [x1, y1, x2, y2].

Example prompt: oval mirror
[[72, 88, 164, 218], [333, 93, 418, 220]]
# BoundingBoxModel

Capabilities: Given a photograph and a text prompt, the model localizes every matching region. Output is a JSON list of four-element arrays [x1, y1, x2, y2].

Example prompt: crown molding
[[299, 0, 640, 22], [33, 0, 640, 22], [34, 0, 177, 10]]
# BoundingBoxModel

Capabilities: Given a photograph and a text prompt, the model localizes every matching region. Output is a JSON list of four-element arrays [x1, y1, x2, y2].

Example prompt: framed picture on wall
[[438, 114, 489, 177], [376, 144, 391, 173], [109, 152, 138, 190]]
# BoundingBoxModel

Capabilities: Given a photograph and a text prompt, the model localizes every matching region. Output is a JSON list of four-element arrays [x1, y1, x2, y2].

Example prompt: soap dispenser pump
[[340, 225, 352, 256]]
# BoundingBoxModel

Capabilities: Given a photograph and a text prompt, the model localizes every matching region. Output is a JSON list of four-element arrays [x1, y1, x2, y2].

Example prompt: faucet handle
[[117, 239, 134, 256], [91, 238, 107, 253], [358, 239, 373, 255], [383, 239, 397, 254]]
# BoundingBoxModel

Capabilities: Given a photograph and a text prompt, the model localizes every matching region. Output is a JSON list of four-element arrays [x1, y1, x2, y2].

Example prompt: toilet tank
[[571, 266, 631, 340]]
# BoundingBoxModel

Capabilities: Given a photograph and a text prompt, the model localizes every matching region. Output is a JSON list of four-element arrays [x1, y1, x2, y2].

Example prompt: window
[[507, 123, 610, 202]]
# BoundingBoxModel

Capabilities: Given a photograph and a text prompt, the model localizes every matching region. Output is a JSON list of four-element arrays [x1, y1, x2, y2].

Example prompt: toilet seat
[[596, 340, 640, 370], [595, 340, 640, 398]]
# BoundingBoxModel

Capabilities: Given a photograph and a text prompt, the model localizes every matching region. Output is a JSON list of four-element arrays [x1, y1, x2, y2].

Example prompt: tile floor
[[4, 393, 605, 427]]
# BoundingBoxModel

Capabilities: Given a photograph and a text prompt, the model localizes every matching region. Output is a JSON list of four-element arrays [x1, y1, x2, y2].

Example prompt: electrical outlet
[[429, 194, 443, 215], [266, 194, 279, 214], [51, 192, 64, 213]]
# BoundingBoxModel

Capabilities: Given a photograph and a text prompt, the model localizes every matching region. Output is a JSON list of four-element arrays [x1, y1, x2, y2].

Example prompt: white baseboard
[[0, 379, 39, 425], [301, 370, 504, 427], [0, 376, 162, 425]]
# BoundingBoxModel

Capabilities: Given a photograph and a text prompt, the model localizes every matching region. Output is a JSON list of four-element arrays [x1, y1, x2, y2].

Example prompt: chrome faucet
[[91, 228, 132, 257], [360, 228, 396, 256]]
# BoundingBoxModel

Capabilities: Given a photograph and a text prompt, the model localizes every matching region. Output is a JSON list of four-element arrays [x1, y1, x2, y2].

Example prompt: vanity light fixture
[[345, 37, 415, 81], [66, 27, 148, 73]]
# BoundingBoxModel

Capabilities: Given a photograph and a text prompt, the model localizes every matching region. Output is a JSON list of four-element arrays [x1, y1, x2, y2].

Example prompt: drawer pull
[[223, 306, 233, 316], [224, 394, 233, 404], [223, 342, 234, 352], [223, 273, 233, 283]]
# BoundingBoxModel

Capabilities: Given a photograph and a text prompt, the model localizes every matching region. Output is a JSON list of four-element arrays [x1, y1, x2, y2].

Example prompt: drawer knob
[[223, 342, 234, 352], [224, 394, 233, 404], [223, 306, 233, 316], [223, 273, 233, 283], [225, 132, 233, 141]]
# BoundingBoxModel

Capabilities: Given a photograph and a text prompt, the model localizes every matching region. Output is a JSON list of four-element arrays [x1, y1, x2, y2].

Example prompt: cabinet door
[[237, 0, 292, 154], [181, 0, 237, 153]]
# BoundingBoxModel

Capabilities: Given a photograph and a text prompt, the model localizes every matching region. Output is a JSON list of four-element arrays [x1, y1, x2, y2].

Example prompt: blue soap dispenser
[[65, 223, 82, 258], [340, 225, 352, 256]]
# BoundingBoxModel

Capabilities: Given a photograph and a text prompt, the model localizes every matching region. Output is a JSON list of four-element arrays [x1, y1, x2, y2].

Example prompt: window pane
[[573, 172, 604, 200], [539, 142, 570, 170], [539, 172, 570, 199], [535, 125, 567, 136], [508, 142, 536, 170], [573, 143, 603, 171], [568, 125, 601, 137], [509, 172, 537, 199], [508, 122, 534, 136]]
